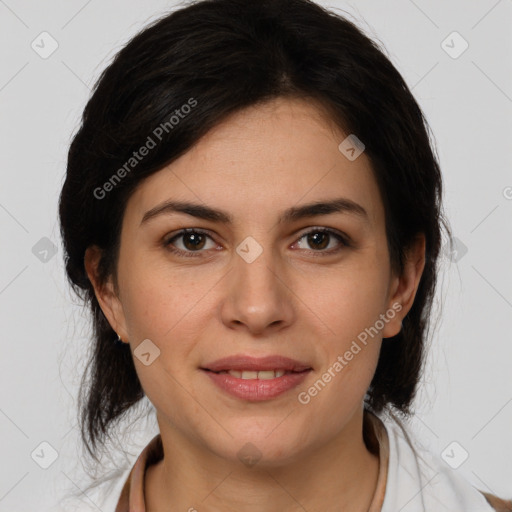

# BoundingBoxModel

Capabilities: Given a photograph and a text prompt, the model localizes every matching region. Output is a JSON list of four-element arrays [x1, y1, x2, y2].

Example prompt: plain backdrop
[[0, 0, 511, 510]]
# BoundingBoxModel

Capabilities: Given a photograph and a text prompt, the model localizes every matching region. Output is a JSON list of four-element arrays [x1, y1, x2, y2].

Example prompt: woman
[[58, 0, 511, 510]]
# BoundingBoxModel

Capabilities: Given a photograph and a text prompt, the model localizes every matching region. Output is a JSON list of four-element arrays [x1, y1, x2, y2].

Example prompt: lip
[[201, 355, 312, 401], [201, 355, 312, 373], [203, 370, 311, 401]]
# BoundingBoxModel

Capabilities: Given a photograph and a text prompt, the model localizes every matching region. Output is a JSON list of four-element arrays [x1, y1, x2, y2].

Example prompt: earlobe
[[84, 245, 128, 341], [382, 234, 426, 338]]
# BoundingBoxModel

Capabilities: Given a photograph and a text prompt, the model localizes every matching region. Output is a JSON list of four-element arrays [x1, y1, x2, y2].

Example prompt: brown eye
[[294, 228, 349, 253], [181, 232, 207, 251], [306, 231, 329, 250], [164, 229, 217, 257]]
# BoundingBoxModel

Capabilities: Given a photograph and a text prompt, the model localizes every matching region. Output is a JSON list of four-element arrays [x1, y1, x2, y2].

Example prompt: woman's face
[[90, 97, 420, 466]]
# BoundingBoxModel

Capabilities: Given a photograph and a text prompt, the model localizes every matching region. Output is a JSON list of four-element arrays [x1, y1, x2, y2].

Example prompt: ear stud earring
[[114, 332, 127, 347]]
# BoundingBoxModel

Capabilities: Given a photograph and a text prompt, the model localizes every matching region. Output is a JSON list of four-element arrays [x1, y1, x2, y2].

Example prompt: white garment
[[51, 466, 130, 512], [379, 413, 495, 512], [55, 413, 497, 511]]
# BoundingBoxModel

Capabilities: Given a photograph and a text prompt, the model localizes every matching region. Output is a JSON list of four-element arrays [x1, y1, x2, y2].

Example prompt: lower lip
[[203, 370, 311, 401]]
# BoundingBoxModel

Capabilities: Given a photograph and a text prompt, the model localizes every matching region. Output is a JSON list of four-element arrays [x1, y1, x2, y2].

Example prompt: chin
[[205, 419, 310, 468]]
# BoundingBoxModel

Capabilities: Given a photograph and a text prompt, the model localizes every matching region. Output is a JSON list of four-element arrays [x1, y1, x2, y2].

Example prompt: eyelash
[[163, 227, 351, 258]]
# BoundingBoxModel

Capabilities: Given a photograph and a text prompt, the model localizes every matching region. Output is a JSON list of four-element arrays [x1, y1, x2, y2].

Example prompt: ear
[[84, 245, 129, 344], [382, 233, 426, 339]]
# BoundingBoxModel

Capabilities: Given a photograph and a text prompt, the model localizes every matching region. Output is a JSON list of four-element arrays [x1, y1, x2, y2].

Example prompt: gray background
[[0, 0, 511, 509]]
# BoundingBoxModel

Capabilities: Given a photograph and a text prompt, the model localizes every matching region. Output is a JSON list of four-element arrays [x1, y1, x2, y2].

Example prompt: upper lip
[[202, 355, 312, 372]]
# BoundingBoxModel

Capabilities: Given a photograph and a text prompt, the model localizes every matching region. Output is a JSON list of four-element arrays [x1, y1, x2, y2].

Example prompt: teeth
[[226, 370, 287, 379], [257, 371, 276, 380]]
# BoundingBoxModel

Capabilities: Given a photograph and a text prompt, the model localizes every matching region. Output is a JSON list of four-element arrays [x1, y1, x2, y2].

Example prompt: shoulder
[[53, 434, 164, 512], [480, 492, 512, 512], [52, 466, 132, 511], [372, 410, 510, 512]]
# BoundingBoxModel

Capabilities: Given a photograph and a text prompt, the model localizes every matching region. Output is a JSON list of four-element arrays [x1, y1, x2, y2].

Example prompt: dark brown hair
[[59, 0, 451, 462]]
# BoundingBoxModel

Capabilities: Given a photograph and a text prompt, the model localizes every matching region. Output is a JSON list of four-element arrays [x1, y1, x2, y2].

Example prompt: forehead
[[127, 97, 384, 230]]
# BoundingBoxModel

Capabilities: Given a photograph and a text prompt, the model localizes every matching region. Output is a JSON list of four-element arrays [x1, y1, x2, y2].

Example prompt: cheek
[[118, 260, 215, 399], [121, 269, 205, 413], [294, 337, 381, 449], [291, 256, 387, 405], [119, 251, 204, 339], [294, 260, 389, 341]]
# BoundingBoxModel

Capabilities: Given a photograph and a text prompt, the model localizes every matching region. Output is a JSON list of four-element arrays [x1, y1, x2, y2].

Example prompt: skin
[[85, 97, 425, 511]]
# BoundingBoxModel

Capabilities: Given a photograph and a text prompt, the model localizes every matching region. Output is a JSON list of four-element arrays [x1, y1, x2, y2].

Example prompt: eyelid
[[164, 228, 219, 256], [163, 226, 351, 257], [295, 226, 350, 244], [292, 226, 351, 254]]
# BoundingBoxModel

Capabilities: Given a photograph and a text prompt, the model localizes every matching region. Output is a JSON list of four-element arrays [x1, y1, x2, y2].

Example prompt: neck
[[145, 409, 381, 512]]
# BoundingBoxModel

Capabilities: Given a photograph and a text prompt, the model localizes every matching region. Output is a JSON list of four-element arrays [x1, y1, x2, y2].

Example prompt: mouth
[[200, 355, 312, 401], [206, 369, 308, 379], [201, 354, 312, 373]]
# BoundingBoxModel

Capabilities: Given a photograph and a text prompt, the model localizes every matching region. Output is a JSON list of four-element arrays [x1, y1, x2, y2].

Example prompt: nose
[[220, 244, 295, 336]]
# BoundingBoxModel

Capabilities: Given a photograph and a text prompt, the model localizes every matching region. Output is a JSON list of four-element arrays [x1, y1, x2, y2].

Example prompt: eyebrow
[[140, 197, 369, 226]]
